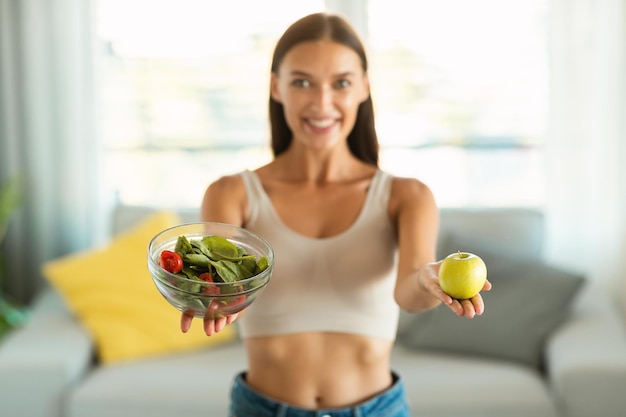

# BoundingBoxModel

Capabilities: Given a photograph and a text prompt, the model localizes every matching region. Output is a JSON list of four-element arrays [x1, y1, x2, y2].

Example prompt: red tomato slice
[[199, 273, 220, 295], [158, 250, 183, 274], [198, 273, 214, 282], [203, 285, 220, 295]]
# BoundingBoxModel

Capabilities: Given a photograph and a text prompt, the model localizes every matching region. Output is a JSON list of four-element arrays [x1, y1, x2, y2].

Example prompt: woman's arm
[[390, 177, 490, 319], [180, 174, 249, 335]]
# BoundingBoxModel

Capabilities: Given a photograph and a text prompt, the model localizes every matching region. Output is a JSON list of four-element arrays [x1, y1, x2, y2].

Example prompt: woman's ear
[[270, 73, 282, 103]]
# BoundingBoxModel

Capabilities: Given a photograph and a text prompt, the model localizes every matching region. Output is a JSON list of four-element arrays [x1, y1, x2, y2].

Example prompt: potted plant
[[0, 177, 27, 339]]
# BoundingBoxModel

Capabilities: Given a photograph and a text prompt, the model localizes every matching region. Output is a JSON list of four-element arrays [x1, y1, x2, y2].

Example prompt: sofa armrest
[[0, 287, 94, 417], [545, 285, 626, 417]]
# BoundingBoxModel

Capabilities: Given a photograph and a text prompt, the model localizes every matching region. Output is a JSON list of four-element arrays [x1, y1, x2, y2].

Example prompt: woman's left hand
[[420, 262, 492, 319], [444, 279, 491, 318]]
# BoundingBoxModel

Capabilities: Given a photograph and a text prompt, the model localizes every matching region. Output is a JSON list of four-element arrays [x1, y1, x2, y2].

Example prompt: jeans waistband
[[230, 371, 409, 417]]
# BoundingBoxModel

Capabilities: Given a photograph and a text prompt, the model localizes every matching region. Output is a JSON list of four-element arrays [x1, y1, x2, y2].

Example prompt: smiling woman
[[269, 40, 371, 156]]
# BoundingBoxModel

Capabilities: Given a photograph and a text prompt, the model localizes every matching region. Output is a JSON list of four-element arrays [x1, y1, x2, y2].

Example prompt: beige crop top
[[238, 169, 399, 340]]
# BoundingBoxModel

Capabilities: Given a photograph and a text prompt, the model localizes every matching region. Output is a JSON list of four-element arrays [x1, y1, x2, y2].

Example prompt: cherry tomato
[[199, 273, 221, 295], [198, 272, 214, 282], [158, 250, 183, 274]]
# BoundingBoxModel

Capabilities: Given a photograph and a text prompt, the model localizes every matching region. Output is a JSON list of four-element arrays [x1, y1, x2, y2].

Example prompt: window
[[94, 0, 325, 208], [368, 0, 549, 207], [94, 0, 549, 208]]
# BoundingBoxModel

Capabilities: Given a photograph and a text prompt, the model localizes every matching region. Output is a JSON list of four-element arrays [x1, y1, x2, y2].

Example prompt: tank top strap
[[239, 169, 267, 226], [364, 169, 394, 214]]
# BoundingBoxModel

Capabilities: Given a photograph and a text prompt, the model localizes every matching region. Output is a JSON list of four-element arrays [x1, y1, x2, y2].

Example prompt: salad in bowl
[[148, 222, 274, 319]]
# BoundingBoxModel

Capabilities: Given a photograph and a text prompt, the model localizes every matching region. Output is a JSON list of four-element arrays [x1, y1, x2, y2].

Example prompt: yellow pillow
[[43, 211, 236, 365]]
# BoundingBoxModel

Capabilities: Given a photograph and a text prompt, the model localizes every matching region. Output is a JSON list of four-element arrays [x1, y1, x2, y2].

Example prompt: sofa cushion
[[392, 345, 558, 417], [436, 208, 544, 261], [67, 341, 246, 417], [42, 211, 236, 365], [398, 232, 586, 369]]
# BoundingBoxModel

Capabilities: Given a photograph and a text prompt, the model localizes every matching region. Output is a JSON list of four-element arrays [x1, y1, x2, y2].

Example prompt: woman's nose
[[311, 84, 333, 110]]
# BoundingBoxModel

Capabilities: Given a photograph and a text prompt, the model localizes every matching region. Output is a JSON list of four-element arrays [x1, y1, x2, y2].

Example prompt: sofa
[[1, 205, 626, 417]]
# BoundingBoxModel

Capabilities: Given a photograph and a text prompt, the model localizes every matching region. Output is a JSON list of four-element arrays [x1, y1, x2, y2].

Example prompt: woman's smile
[[305, 117, 340, 134]]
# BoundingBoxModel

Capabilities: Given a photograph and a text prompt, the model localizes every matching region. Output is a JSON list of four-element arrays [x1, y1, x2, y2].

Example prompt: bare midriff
[[243, 332, 394, 409]]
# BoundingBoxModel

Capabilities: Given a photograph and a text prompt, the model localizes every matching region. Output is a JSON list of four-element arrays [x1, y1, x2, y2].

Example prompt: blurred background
[[1, 0, 625, 318]]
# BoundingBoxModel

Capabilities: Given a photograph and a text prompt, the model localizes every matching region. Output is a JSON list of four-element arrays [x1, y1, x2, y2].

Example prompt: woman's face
[[271, 40, 370, 152]]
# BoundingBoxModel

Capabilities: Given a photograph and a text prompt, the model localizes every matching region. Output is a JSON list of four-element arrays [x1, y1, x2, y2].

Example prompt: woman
[[181, 12, 491, 417]]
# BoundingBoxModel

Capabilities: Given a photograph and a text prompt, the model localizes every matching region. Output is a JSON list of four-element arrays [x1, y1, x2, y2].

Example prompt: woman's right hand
[[180, 312, 239, 336], [185, 172, 248, 336]]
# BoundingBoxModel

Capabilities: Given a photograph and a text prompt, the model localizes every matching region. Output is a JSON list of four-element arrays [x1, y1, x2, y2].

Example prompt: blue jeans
[[229, 371, 411, 417]]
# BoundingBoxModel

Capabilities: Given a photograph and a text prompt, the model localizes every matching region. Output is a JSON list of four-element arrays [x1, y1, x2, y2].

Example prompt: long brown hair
[[269, 13, 379, 166]]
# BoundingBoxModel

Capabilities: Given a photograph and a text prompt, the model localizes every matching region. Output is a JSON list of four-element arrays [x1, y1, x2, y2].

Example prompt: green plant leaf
[[0, 176, 22, 243], [208, 259, 246, 283], [174, 235, 193, 255]]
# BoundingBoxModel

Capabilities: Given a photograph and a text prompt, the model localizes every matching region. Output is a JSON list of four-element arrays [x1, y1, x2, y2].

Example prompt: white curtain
[[545, 0, 626, 313], [0, 0, 104, 304]]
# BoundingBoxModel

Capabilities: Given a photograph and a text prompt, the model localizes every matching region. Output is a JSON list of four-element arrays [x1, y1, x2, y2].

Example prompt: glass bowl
[[147, 222, 274, 319]]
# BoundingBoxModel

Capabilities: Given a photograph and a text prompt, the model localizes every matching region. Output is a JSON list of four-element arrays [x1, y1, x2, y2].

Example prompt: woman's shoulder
[[201, 172, 248, 224], [207, 172, 247, 195], [387, 172, 433, 196], [387, 172, 437, 213]]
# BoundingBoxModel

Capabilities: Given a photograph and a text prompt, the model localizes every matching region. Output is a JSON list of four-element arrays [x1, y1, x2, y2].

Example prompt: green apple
[[438, 251, 487, 299]]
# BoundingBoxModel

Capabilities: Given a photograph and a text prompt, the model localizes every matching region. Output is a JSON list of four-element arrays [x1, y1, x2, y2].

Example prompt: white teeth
[[308, 119, 334, 128]]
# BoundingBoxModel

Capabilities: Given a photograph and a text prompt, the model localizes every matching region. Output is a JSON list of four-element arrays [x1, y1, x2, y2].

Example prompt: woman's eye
[[292, 79, 310, 88], [335, 79, 351, 89]]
